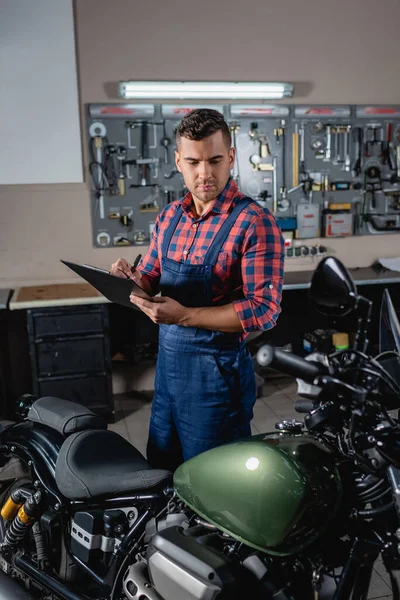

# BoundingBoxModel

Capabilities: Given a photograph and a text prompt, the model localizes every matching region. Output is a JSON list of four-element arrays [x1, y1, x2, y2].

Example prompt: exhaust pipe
[[0, 569, 35, 599], [15, 554, 90, 600]]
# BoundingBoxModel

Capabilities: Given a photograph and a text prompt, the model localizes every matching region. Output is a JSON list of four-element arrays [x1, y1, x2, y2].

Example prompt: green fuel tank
[[173, 432, 342, 556]]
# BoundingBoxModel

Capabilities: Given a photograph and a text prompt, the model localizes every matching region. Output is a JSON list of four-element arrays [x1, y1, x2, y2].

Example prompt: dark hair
[[176, 108, 231, 149]]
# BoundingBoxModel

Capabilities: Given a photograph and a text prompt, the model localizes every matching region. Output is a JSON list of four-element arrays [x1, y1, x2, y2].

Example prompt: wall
[[1, 0, 400, 288]]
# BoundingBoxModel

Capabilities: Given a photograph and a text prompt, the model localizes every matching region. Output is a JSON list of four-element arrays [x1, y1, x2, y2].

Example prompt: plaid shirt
[[139, 178, 285, 334]]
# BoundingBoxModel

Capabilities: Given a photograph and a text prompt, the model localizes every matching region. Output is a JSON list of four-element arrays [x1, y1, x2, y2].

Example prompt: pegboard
[[86, 104, 400, 247]]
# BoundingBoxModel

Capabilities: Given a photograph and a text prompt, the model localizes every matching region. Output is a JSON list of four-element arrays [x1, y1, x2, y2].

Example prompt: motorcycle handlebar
[[295, 399, 315, 413], [256, 345, 325, 383]]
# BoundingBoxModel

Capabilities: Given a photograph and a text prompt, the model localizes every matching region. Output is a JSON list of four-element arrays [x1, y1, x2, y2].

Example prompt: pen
[[131, 254, 142, 274]]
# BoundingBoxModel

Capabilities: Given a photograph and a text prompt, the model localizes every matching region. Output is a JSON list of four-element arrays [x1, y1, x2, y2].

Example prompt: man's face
[[175, 130, 235, 204]]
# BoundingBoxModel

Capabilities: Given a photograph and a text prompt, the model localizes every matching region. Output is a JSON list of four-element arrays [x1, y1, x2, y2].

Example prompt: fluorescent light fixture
[[118, 81, 294, 100]]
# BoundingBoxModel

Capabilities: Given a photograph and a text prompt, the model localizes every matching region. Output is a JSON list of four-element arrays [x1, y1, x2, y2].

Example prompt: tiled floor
[[109, 375, 396, 600]]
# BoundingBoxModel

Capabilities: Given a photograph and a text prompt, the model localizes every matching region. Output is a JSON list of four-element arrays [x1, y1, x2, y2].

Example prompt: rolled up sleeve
[[233, 211, 284, 333], [138, 215, 162, 295]]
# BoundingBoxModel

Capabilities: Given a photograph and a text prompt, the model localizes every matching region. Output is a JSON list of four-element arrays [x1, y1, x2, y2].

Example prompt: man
[[111, 108, 284, 470]]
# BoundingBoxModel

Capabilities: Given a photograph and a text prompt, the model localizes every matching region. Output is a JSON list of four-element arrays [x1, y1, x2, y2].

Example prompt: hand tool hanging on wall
[[104, 145, 120, 195], [311, 121, 324, 134], [116, 146, 127, 196], [274, 120, 288, 205], [125, 121, 159, 188], [164, 189, 177, 205], [249, 122, 271, 169], [396, 146, 400, 179], [365, 165, 382, 210], [324, 125, 332, 162], [139, 185, 161, 212], [365, 125, 384, 158], [120, 212, 133, 229], [160, 121, 171, 165], [138, 121, 149, 186], [343, 126, 351, 172], [280, 120, 287, 202], [332, 129, 340, 165], [89, 122, 108, 219], [272, 156, 278, 213], [257, 190, 271, 209], [299, 126, 306, 179], [352, 128, 363, 178], [292, 125, 299, 187], [229, 121, 241, 183], [114, 236, 131, 246], [311, 139, 324, 151], [381, 123, 394, 171], [249, 122, 259, 145], [384, 190, 400, 211], [302, 176, 314, 202]]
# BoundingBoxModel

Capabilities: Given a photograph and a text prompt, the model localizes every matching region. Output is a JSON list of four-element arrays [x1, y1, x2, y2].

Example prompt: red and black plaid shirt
[[140, 178, 284, 334]]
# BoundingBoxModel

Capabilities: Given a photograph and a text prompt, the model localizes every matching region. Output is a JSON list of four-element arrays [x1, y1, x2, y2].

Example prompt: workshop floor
[[110, 376, 397, 600]]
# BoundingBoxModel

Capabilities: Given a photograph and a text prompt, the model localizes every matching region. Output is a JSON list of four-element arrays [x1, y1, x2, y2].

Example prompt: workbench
[[270, 266, 400, 351], [9, 283, 105, 310], [8, 266, 400, 310], [2, 265, 400, 417], [282, 266, 400, 291]]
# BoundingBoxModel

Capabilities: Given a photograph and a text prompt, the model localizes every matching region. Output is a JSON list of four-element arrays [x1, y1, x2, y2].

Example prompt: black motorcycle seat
[[28, 397, 106, 436], [55, 429, 172, 500]]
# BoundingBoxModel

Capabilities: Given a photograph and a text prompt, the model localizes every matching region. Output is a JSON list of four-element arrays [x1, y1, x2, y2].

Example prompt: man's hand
[[130, 295, 243, 332], [130, 295, 188, 325], [110, 258, 143, 287]]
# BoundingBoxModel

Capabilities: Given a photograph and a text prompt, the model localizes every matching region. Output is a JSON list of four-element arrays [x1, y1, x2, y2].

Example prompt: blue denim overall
[[146, 198, 257, 470]]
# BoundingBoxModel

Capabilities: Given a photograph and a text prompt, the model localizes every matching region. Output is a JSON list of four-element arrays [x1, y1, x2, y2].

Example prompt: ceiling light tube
[[118, 81, 294, 100]]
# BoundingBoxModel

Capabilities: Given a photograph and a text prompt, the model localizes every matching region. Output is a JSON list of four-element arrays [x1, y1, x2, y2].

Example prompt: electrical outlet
[[285, 245, 326, 258]]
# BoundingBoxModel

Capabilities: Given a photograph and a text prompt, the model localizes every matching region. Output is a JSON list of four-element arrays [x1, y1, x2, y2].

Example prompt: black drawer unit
[[36, 336, 106, 377], [0, 308, 12, 418], [27, 304, 113, 420]]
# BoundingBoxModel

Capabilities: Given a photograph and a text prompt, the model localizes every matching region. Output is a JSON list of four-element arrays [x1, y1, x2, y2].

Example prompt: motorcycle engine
[[71, 507, 138, 567], [123, 515, 300, 600], [145, 525, 241, 600]]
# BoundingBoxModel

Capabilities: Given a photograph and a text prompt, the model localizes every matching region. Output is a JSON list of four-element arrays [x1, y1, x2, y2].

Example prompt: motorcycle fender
[[0, 421, 64, 498]]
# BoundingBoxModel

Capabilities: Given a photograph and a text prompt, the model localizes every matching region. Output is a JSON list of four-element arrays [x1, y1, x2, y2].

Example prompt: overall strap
[[161, 205, 183, 257], [204, 198, 253, 266]]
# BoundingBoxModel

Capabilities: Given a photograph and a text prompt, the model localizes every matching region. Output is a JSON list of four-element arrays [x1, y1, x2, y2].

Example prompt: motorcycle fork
[[332, 537, 380, 600]]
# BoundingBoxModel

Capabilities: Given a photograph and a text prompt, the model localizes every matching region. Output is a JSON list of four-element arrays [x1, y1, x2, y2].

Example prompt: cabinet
[[27, 304, 113, 420], [0, 291, 12, 418]]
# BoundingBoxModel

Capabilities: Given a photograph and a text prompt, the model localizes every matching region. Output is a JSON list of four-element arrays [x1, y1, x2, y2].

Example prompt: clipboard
[[61, 260, 152, 309]]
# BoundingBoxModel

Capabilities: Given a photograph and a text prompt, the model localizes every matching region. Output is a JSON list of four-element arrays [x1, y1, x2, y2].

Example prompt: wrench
[[332, 131, 340, 165], [272, 156, 278, 213], [396, 146, 400, 179], [324, 126, 332, 162], [343, 130, 351, 172], [299, 126, 306, 176]]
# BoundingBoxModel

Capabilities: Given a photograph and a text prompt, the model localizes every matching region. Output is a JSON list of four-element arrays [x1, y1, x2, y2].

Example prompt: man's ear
[[229, 147, 235, 170], [175, 149, 182, 173]]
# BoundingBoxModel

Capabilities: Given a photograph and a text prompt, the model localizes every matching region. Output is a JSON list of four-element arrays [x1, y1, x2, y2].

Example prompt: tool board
[[86, 103, 400, 247]]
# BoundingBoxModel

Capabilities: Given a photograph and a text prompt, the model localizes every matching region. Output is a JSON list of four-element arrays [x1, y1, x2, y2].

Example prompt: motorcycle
[[0, 256, 399, 599]]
